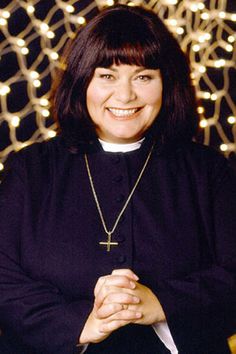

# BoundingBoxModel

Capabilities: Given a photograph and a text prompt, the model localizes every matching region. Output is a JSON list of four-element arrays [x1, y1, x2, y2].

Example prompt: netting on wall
[[0, 0, 235, 171]]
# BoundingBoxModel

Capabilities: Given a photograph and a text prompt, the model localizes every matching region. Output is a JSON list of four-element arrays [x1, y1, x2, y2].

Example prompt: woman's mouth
[[107, 107, 141, 117]]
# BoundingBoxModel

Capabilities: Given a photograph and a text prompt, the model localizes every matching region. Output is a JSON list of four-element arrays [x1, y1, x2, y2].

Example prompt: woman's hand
[[79, 269, 142, 344], [95, 269, 166, 325]]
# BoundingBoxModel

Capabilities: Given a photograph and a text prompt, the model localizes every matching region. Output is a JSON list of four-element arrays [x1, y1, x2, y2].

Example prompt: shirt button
[[116, 194, 125, 202], [113, 175, 123, 183], [111, 156, 120, 164], [116, 255, 126, 264]]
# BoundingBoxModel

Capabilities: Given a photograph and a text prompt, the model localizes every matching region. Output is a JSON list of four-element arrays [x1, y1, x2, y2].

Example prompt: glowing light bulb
[[77, 16, 86, 25], [203, 92, 211, 99], [27, 5, 35, 14], [197, 106, 205, 114], [198, 3, 205, 10], [40, 98, 49, 106], [228, 36, 235, 43], [220, 144, 228, 152], [192, 44, 200, 52], [0, 85, 11, 96], [219, 11, 226, 19], [199, 65, 206, 73], [11, 115, 20, 127], [66, 5, 75, 13], [47, 130, 56, 138], [33, 79, 41, 87], [211, 93, 217, 101], [21, 47, 29, 55], [199, 119, 208, 128], [201, 13, 209, 20], [176, 27, 184, 35], [228, 116, 236, 124], [50, 52, 59, 60], [225, 44, 233, 52], [231, 14, 236, 22], [0, 18, 7, 26], [17, 38, 25, 47], [2, 11, 10, 19], [30, 71, 39, 79], [214, 59, 225, 68], [40, 22, 49, 33], [169, 19, 177, 26], [41, 109, 50, 117], [0, 163, 4, 171], [190, 3, 198, 12], [46, 31, 55, 39]]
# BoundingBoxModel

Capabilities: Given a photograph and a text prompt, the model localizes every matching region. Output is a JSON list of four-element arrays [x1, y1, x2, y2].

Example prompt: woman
[[0, 4, 236, 354]]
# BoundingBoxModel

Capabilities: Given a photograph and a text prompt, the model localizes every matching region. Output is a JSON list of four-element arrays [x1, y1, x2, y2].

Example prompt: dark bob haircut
[[52, 4, 199, 149]]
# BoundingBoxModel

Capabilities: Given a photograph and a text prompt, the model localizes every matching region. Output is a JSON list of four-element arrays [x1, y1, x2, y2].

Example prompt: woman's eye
[[99, 74, 114, 80], [137, 75, 151, 82]]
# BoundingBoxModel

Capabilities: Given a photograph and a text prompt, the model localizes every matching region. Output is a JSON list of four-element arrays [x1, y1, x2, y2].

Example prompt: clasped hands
[[79, 268, 165, 344]]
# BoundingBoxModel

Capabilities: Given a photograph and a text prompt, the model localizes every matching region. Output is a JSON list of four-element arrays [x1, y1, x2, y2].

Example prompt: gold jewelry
[[84, 142, 155, 252]]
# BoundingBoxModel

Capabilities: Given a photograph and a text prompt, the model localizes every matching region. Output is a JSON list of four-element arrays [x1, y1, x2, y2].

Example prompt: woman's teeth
[[107, 108, 139, 117]]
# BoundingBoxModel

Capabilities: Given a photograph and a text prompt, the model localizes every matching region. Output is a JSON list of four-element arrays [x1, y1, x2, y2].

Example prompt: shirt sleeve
[[0, 153, 92, 354], [154, 155, 236, 352]]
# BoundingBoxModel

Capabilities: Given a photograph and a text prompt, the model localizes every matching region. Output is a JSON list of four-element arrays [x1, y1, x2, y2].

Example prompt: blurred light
[[225, 44, 233, 52], [11, 115, 20, 127], [21, 47, 29, 55], [0, 163, 4, 171], [50, 52, 59, 60], [40, 22, 49, 33], [41, 109, 50, 117], [0, 85, 10, 96], [77, 16, 86, 25], [228, 35, 235, 43], [27, 5, 35, 14], [197, 106, 205, 114], [219, 11, 226, 19], [30, 71, 39, 79], [47, 130, 56, 138], [33, 79, 41, 87], [199, 65, 206, 73], [66, 5, 75, 13], [214, 59, 226, 68], [231, 14, 236, 22], [201, 12, 209, 20], [228, 116, 236, 124], [0, 18, 7, 26], [200, 119, 208, 128], [17, 38, 25, 47], [220, 144, 228, 152], [211, 93, 217, 101], [176, 27, 184, 35], [40, 98, 49, 106], [46, 31, 55, 39], [2, 11, 10, 19], [192, 44, 200, 52]]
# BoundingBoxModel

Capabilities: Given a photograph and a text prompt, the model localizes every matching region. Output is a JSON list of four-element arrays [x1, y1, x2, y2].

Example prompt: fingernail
[[130, 281, 136, 289], [136, 312, 142, 318]]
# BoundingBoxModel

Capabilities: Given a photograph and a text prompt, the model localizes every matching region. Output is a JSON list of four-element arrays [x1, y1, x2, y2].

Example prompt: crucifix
[[99, 232, 118, 252]]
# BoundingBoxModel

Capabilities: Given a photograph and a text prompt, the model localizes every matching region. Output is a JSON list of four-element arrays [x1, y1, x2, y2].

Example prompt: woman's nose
[[114, 81, 137, 103]]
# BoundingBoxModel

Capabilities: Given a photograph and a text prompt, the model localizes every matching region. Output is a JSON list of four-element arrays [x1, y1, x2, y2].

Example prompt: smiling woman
[[86, 65, 163, 143], [0, 4, 236, 354]]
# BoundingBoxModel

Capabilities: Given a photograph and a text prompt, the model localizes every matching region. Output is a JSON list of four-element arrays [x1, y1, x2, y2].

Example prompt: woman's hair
[[52, 4, 199, 148]]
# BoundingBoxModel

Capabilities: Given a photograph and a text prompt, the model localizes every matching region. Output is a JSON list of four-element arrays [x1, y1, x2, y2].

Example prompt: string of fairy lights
[[0, 0, 235, 172]]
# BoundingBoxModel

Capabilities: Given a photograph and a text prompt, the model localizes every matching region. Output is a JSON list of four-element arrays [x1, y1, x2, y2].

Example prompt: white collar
[[98, 138, 145, 153]]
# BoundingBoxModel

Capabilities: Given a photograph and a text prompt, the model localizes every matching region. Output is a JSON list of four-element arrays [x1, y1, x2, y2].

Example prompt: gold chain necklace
[[84, 142, 155, 252]]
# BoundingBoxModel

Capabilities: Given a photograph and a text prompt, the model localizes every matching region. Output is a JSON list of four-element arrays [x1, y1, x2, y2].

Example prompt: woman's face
[[86, 64, 163, 143]]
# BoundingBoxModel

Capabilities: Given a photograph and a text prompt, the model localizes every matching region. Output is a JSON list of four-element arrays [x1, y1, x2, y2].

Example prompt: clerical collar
[[98, 138, 145, 153]]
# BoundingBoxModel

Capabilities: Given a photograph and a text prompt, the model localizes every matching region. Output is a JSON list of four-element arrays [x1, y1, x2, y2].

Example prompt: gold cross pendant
[[99, 232, 118, 252]]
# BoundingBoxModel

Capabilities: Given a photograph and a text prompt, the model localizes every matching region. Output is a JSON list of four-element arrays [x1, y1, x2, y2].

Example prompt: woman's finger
[[99, 311, 142, 333], [112, 269, 139, 281]]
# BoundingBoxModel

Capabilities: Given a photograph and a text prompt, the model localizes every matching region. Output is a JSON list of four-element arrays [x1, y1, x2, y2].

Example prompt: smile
[[107, 107, 141, 117]]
